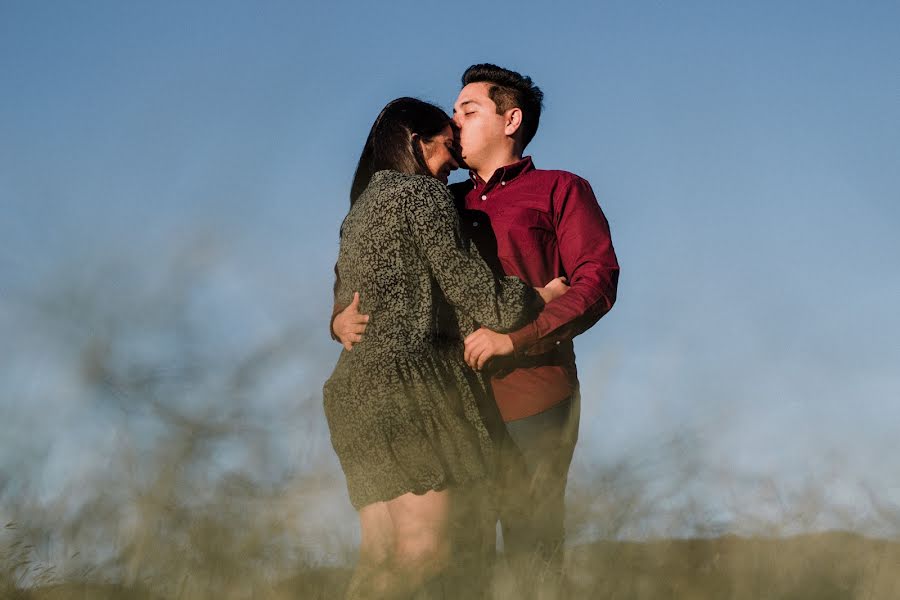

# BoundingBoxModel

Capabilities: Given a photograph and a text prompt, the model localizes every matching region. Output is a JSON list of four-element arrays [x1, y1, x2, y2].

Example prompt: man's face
[[453, 82, 508, 171]]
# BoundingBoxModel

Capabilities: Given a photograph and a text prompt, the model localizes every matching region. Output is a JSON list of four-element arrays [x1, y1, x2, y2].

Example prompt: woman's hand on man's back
[[535, 277, 569, 304]]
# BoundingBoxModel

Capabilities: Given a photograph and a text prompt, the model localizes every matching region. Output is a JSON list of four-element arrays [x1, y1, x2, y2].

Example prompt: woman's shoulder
[[369, 170, 452, 206], [374, 170, 448, 193]]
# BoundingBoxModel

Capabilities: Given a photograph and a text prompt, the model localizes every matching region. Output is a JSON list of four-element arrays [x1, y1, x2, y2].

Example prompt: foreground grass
[[3, 531, 897, 599]]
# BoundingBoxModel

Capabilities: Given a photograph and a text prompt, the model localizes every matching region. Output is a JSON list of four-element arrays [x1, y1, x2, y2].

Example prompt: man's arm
[[508, 176, 619, 355], [463, 277, 569, 370], [464, 176, 618, 367]]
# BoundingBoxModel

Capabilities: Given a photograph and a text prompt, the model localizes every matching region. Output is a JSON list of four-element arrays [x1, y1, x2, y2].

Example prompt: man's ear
[[504, 107, 523, 137]]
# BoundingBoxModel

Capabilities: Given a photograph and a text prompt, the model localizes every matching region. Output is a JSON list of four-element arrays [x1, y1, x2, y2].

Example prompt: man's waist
[[490, 340, 577, 386], [488, 340, 576, 373], [488, 363, 577, 422]]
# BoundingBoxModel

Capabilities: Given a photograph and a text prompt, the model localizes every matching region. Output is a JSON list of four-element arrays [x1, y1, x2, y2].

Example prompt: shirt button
[[556, 341, 561, 345], [481, 195, 487, 201], [472, 221, 479, 228], [501, 181, 506, 186]]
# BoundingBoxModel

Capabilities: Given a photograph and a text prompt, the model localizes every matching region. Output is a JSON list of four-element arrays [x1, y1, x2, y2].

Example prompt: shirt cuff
[[508, 321, 540, 355]]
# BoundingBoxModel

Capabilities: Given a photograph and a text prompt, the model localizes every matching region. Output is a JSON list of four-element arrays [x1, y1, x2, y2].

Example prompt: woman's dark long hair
[[349, 97, 452, 205]]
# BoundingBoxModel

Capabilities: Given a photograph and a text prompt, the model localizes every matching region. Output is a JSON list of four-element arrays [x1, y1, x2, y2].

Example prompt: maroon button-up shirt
[[450, 157, 619, 421]]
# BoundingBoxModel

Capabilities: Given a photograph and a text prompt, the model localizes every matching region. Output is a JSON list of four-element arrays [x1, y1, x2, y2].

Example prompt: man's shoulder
[[528, 167, 591, 188], [522, 167, 603, 218]]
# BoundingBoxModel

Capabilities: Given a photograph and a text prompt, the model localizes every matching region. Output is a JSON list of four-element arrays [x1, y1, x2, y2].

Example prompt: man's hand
[[333, 292, 369, 351], [464, 327, 514, 371]]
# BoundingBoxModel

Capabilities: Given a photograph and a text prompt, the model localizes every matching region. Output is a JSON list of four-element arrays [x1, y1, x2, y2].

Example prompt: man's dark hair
[[462, 63, 544, 149], [350, 97, 451, 205]]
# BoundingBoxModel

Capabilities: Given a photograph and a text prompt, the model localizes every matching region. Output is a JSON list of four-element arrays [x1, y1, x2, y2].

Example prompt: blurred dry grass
[[4, 524, 899, 599], [3, 249, 899, 599], [517, 532, 900, 600]]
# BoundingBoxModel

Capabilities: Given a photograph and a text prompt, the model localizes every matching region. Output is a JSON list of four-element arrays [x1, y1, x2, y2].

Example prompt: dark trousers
[[497, 391, 580, 570], [423, 395, 580, 599]]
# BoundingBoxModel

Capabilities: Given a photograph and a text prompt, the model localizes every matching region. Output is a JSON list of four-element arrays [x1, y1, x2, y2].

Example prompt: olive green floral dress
[[323, 170, 541, 509]]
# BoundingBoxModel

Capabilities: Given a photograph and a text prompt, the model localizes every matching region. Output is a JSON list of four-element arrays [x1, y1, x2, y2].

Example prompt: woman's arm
[[401, 176, 543, 333]]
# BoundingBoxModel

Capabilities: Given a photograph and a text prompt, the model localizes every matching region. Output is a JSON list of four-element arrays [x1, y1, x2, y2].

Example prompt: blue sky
[[2, 1, 899, 547]]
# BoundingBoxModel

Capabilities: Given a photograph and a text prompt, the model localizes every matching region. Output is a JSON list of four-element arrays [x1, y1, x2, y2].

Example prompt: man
[[332, 64, 619, 570]]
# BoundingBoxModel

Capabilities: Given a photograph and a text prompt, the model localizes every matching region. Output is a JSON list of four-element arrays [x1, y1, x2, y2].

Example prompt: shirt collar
[[470, 156, 535, 188]]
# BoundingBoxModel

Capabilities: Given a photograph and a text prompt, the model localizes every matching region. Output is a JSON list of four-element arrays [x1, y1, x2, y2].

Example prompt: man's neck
[[475, 150, 523, 183]]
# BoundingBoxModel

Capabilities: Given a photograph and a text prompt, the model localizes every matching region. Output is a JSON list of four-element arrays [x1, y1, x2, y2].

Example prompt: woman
[[323, 97, 565, 598]]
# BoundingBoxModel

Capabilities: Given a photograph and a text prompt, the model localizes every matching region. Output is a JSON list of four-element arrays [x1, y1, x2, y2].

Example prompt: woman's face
[[419, 124, 460, 184]]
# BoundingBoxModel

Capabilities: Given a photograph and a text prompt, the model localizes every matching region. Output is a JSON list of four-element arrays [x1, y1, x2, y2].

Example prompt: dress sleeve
[[401, 176, 542, 333]]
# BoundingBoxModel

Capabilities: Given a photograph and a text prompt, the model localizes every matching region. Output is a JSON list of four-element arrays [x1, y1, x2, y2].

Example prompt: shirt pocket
[[493, 206, 555, 258]]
